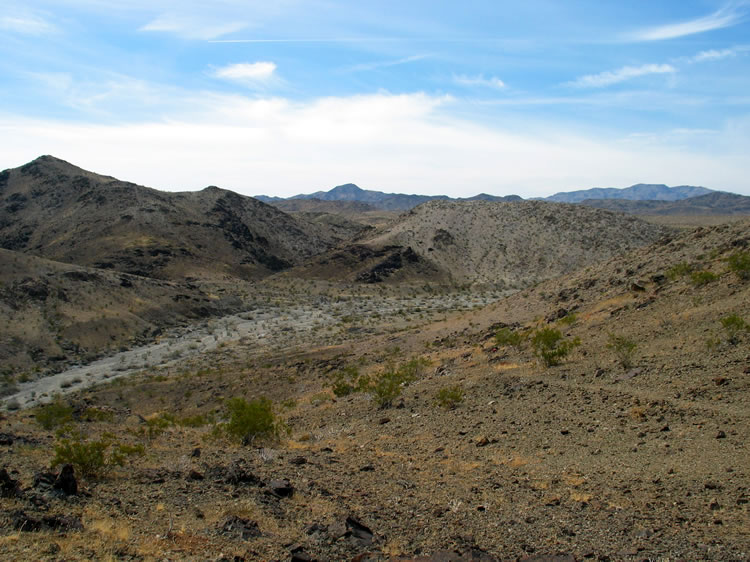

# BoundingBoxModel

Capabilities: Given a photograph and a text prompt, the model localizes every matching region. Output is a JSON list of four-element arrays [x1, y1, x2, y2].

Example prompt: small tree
[[531, 327, 580, 367]]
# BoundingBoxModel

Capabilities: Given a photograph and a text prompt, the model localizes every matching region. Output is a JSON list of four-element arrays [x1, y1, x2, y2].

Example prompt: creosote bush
[[720, 313, 749, 345], [727, 251, 750, 280], [607, 333, 637, 370], [35, 397, 73, 430], [436, 385, 464, 409], [217, 397, 287, 444], [667, 262, 693, 280], [52, 435, 144, 479], [495, 327, 524, 349], [531, 327, 580, 367], [690, 270, 719, 287]]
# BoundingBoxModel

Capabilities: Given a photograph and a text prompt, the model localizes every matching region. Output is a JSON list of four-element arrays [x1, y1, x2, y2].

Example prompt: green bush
[[557, 313, 578, 327], [728, 251, 750, 280], [495, 327, 523, 348], [667, 262, 693, 280], [219, 397, 286, 444], [436, 385, 464, 409], [720, 313, 749, 345], [329, 365, 366, 397], [368, 358, 428, 409], [531, 327, 580, 367], [35, 398, 73, 430], [51, 437, 144, 479], [690, 270, 719, 286], [607, 333, 637, 370]]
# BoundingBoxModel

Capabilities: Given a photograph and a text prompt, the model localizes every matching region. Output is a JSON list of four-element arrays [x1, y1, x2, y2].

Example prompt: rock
[[268, 479, 294, 498], [11, 510, 83, 532], [218, 516, 261, 540], [0, 434, 13, 446], [716, 430, 727, 439], [630, 282, 646, 292], [187, 470, 204, 481], [223, 461, 261, 486], [360, 464, 375, 472], [346, 516, 374, 545], [290, 545, 316, 561], [53, 464, 77, 495], [289, 456, 307, 465], [474, 436, 490, 447], [378, 417, 391, 425], [191, 447, 201, 458], [0, 468, 22, 498]]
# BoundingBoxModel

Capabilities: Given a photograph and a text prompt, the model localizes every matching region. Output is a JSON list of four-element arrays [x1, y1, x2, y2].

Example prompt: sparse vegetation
[[531, 327, 580, 367], [667, 262, 693, 280], [52, 435, 144, 479], [607, 333, 637, 370], [217, 397, 287, 444], [728, 250, 750, 280], [720, 313, 749, 345], [436, 385, 464, 409], [690, 270, 719, 286], [495, 327, 524, 349], [35, 397, 73, 430]]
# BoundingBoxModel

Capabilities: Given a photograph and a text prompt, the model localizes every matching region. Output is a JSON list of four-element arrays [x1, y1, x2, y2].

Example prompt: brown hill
[[0, 248, 244, 375], [294, 200, 672, 287], [0, 156, 336, 281]]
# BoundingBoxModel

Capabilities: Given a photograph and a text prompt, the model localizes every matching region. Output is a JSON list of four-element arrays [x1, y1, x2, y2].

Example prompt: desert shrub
[[51, 437, 144, 479], [141, 413, 176, 440], [35, 398, 73, 430], [329, 365, 367, 397], [367, 358, 428, 409], [436, 385, 464, 409], [727, 251, 750, 280], [690, 270, 719, 286], [720, 313, 749, 345], [218, 397, 286, 444], [83, 407, 114, 422], [495, 327, 523, 348], [531, 327, 580, 367], [557, 312, 578, 327], [667, 262, 693, 280], [607, 333, 637, 370]]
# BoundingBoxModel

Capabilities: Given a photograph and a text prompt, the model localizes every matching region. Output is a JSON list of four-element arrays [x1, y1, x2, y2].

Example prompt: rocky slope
[[0, 219, 747, 560], [580, 191, 750, 216], [545, 183, 713, 203], [0, 156, 336, 281], [297, 200, 672, 287]]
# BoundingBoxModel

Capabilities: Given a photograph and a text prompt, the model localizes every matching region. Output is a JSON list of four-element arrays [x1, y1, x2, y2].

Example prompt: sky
[[1, 1, 749, 198]]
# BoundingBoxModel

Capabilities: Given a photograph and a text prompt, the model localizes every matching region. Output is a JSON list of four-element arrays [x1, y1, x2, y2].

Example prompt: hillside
[[0, 156, 336, 281], [546, 183, 713, 203], [1, 219, 748, 560], [295, 200, 672, 287], [0, 249, 245, 376]]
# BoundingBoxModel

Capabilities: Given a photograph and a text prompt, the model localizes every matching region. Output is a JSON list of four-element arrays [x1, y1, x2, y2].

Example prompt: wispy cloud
[[0, 13, 56, 35], [568, 64, 676, 88], [627, 4, 745, 41], [346, 54, 429, 72], [213, 62, 278, 84], [688, 45, 750, 63], [140, 13, 247, 40], [453, 74, 506, 89]]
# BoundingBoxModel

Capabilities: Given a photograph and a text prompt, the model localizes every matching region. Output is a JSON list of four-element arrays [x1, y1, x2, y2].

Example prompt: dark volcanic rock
[[218, 515, 261, 540], [53, 464, 78, 496]]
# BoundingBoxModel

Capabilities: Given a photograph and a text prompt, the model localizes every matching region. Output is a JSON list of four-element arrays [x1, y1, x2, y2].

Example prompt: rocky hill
[[545, 183, 713, 203], [296, 200, 672, 287], [0, 156, 336, 281]]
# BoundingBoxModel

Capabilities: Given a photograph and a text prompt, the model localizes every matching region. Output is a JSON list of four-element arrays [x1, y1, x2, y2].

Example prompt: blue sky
[[1, 1, 749, 197]]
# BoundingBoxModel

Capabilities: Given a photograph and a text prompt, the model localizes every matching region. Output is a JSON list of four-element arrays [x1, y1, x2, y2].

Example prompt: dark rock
[[290, 545, 316, 561], [0, 434, 13, 446], [519, 555, 575, 562], [11, 510, 83, 532], [218, 516, 261, 540], [268, 479, 294, 498], [716, 430, 727, 439], [53, 464, 78, 495], [346, 516, 374, 545], [187, 470, 204, 481], [379, 417, 391, 425], [630, 282, 646, 292], [0, 468, 22, 498], [289, 456, 307, 466], [191, 447, 201, 458], [221, 461, 261, 486], [360, 464, 375, 472]]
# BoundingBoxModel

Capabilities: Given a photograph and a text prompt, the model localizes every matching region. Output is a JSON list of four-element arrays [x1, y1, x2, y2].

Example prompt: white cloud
[[0, 13, 56, 35], [2, 90, 748, 198], [688, 45, 750, 63], [213, 62, 278, 85], [568, 64, 676, 88], [453, 74, 506, 89], [627, 5, 744, 41], [140, 13, 247, 40]]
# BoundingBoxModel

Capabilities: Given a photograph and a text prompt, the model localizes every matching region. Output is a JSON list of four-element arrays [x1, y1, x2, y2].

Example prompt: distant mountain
[[258, 183, 523, 211], [545, 183, 713, 203], [0, 156, 337, 281], [579, 191, 750, 215]]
